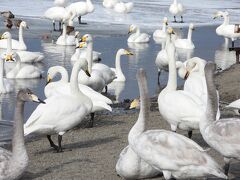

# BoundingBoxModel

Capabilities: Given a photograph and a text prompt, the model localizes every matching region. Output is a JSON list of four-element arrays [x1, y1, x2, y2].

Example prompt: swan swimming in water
[[153, 17, 168, 39], [0, 89, 45, 180], [128, 24, 150, 43], [128, 69, 227, 180], [56, 22, 75, 46]]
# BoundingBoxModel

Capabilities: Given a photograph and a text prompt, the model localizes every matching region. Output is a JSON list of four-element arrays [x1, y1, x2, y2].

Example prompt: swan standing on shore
[[153, 17, 168, 39], [128, 24, 150, 43], [158, 28, 203, 138], [56, 23, 75, 45], [1, 32, 44, 63], [66, 0, 94, 24], [0, 21, 28, 50], [213, 11, 240, 47], [0, 89, 45, 180], [128, 69, 227, 180], [116, 69, 160, 179], [174, 23, 195, 49], [45, 65, 112, 128], [24, 60, 93, 152], [201, 62, 240, 176], [169, 0, 184, 23]]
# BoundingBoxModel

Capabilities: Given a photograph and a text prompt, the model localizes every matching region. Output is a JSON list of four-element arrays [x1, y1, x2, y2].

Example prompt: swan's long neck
[[187, 28, 193, 41], [7, 34, 13, 54], [18, 25, 25, 46], [86, 42, 93, 74], [201, 64, 218, 131], [223, 15, 229, 25], [0, 59, 5, 91], [166, 44, 177, 90], [128, 70, 149, 145], [115, 51, 124, 79], [135, 27, 140, 36], [11, 99, 27, 162], [70, 61, 84, 96], [162, 23, 167, 32], [62, 24, 67, 39], [86, 0, 94, 12], [53, 66, 69, 83]]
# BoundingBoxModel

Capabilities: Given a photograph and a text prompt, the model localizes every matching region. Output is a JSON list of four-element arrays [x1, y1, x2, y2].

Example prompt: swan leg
[[78, 16, 87, 25], [157, 70, 161, 84], [188, 131, 192, 138], [105, 86, 108, 93], [180, 16, 184, 23], [223, 157, 230, 175], [47, 135, 58, 150], [53, 21, 56, 31], [173, 16, 177, 23], [232, 40, 234, 48], [57, 135, 63, 153], [59, 21, 62, 31], [86, 113, 95, 128]]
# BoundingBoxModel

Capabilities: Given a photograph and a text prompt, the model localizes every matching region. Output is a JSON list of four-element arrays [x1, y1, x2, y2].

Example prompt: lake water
[[0, 0, 238, 143]]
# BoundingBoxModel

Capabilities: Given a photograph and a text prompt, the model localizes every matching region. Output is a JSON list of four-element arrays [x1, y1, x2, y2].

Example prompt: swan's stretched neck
[[70, 61, 85, 96], [6, 33, 13, 54], [128, 69, 149, 145], [86, 42, 93, 74], [166, 43, 177, 90], [201, 63, 218, 130], [52, 66, 69, 83], [187, 28, 193, 42], [18, 25, 25, 48], [62, 24, 67, 39], [222, 14, 229, 25], [11, 95, 28, 163], [115, 50, 125, 80], [135, 27, 140, 36], [87, 0, 94, 12], [162, 22, 167, 32]]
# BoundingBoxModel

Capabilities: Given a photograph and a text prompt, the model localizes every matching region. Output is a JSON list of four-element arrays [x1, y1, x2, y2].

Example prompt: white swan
[[158, 29, 204, 138], [214, 11, 240, 47], [24, 60, 93, 152], [0, 89, 45, 180], [77, 42, 106, 92], [114, 2, 134, 13], [128, 68, 227, 180], [184, 57, 220, 120], [54, 0, 69, 7], [103, 0, 119, 9], [174, 23, 195, 49], [6, 53, 43, 79], [128, 24, 150, 43], [201, 62, 240, 176], [66, 0, 94, 24], [44, 6, 73, 31], [153, 17, 168, 39], [0, 53, 14, 93], [0, 21, 28, 50], [1, 31, 44, 63], [56, 23, 75, 46], [81, 34, 116, 88], [116, 69, 160, 179], [169, 0, 184, 23]]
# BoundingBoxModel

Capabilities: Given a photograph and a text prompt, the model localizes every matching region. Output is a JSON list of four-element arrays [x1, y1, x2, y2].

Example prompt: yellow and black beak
[[31, 94, 45, 104], [128, 29, 132, 34], [75, 32, 80, 38], [80, 36, 87, 42], [184, 71, 190, 80], [46, 75, 52, 85], [5, 55, 14, 62], [129, 99, 139, 109], [166, 22, 168, 26], [85, 69, 91, 77], [125, 50, 134, 56]]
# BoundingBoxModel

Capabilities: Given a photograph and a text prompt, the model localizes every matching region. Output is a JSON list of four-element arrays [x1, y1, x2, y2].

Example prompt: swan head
[[213, 11, 224, 19], [189, 23, 195, 30], [176, 61, 188, 79], [18, 89, 45, 104], [0, 51, 17, 62], [186, 57, 206, 75], [0, 31, 11, 40], [80, 34, 93, 43], [163, 17, 168, 25], [118, 49, 134, 56], [76, 42, 87, 49], [167, 27, 175, 35], [129, 98, 140, 109], [79, 58, 91, 77], [128, 24, 138, 34], [20, 21, 29, 29]]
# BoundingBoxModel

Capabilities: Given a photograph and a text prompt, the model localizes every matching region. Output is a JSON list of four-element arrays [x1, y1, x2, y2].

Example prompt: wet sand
[[18, 63, 240, 180]]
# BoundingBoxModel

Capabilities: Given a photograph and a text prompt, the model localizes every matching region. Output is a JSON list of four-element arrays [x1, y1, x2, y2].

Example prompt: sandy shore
[[17, 63, 240, 180]]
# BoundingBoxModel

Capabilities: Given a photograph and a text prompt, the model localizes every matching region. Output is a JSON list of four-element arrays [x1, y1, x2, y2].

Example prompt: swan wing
[[227, 99, 240, 109]]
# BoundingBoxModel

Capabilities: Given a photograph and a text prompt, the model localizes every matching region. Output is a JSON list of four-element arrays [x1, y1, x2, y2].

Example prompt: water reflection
[[214, 42, 236, 71]]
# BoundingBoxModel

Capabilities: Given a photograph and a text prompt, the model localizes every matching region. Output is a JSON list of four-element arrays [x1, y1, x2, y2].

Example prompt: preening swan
[[128, 24, 150, 43], [174, 23, 195, 49], [158, 28, 204, 138], [116, 69, 160, 179], [128, 69, 227, 180], [169, 0, 184, 23], [24, 60, 93, 152], [56, 23, 75, 46], [45, 65, 112, 127], [66, 0, 94, 24], [114, 2, 134, 13], [213, 11, 240, 47], [1, 31, 44, 63], [0, 89, 45, 180], [153, 17, 168, 39], [201, 62, 240, 176], [0, 21, 28, 50]]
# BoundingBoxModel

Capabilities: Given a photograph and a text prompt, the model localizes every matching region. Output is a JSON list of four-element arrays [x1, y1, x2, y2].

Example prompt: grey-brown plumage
[[66, 25, 74, 35], [1, 11, 15, 19], [0, 89, 45, 180], [3, 19, 13, 29], [13, 19, 22, 29]]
